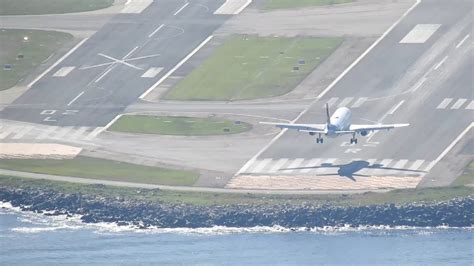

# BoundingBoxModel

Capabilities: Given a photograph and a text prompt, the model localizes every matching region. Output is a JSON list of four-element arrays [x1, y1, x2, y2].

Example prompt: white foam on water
[[2, 201, 472, 235]]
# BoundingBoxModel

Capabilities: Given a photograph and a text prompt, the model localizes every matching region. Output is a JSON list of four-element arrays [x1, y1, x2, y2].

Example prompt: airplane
[[260, 104, 409, 144]]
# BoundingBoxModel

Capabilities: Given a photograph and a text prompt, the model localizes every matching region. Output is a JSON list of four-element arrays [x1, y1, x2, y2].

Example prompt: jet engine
[[360, 130, 369, 136]]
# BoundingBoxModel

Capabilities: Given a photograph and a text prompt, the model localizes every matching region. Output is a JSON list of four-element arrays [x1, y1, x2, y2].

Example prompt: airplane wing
[[260, 122, 326, 133], [339, 123, 410, 134]]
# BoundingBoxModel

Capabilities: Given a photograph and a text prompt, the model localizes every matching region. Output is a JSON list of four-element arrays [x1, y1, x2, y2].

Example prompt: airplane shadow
[[283, 160, 426, 182]]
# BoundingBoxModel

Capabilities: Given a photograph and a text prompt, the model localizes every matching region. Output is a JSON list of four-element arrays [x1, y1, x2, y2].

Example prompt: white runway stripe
[[400, 24, 441, 43], [52, 127, 73, 140], [437, 98, 453, 109], [53, 66, 75, 77], [325, 97, 339, 108], [36, 126, 58, 139], [379, 159, 393, 168], [267, 158, 289, 173], [451, 98, 467, 109], [0, 127, 15, 139], [69, 127, 89, 140], [250, 159, 272, 173], [337, 97, 353, 108], [392, 159, 409, 169], [351, 97, 367, 108], [282, 158, 304, 173], [314, 158, 337, 174], [465, 101, 474, 110], [11, 126, 33, 139], [300, 159, 322, 173], [408, 160, 425, 171]]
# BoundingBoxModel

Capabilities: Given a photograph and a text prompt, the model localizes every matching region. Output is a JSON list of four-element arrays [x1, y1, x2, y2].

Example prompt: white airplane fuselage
[[326, 107, 352, 137]]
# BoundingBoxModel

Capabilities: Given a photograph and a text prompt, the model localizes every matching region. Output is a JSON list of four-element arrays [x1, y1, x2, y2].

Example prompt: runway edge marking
[[28, 37, 89, 88], [139, 35, 214, 100], [235, 0, 422, 176], [424, 122, 474, 172]]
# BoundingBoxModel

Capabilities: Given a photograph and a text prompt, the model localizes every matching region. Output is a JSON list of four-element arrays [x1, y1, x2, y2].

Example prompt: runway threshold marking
[[234, 0, 422, 176], [351, 97, 368, 108], [436, 98, 453, 109], [399, 24, 441, 44], [450, 98, 467, 109], [53, 67, 75, 77], [465, 101, 474, 110]]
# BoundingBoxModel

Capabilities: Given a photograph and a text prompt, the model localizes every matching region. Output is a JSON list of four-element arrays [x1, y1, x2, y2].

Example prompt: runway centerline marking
[[433, 56, 448, 70], [411, 77, 427, 92], [148, 24, 165, 38], [455, 34, 470, 49], [388, 100, 405, 115], [67, 91, 85, 106], [174, 2, 189, 16], [95, 66, 115, 83]]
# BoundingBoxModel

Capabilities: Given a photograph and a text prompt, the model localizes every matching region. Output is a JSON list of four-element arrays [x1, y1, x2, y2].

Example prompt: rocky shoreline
[[1, 186, 473, 229]]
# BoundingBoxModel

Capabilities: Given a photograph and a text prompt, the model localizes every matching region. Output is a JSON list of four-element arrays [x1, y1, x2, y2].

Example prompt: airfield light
[[23, 36, 29, 42]]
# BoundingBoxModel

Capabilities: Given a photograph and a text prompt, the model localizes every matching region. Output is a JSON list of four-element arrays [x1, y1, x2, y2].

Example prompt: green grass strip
[[165, 35, 342, 101], [0, 156, 199, 186], [0, 0, 114, 15], [109, 115, 252, 136], [0, 29, 73, 90]]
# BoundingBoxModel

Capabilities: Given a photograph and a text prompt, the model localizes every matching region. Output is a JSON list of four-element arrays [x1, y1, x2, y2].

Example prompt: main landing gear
[[350, 132, 358, 144], [316, 133, 324, 144]]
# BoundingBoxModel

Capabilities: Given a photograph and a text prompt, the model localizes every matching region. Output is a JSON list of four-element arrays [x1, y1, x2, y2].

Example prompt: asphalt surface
[[1, 0, 228, 126], [238, 0, 473, 183]]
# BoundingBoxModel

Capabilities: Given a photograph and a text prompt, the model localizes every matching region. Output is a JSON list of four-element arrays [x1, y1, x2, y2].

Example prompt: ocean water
[[1, 204, 473, 265]]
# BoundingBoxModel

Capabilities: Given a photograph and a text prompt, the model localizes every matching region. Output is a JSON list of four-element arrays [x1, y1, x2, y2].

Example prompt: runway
[[232, 0, 473, 189], [0, 0, 231, 126]]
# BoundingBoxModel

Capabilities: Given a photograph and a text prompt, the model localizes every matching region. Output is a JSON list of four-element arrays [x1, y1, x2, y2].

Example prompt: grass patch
[[0, 0, 114, 15], [0, 156, 199, 186], [451, 160, 474, 187], [164, 35, 342, 101], [1, 176, 472, 207], [109, 115, 252, 136], [262, 0, 353, 10], [0, 29, 73, 90]]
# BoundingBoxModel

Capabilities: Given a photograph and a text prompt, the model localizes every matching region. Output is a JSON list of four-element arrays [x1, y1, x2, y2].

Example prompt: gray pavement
[[1, 0, 228, 126], [234, 0, 474, 187]]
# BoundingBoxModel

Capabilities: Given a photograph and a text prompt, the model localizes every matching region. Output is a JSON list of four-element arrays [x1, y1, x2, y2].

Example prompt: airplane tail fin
[[326, 103, 331, 125]]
